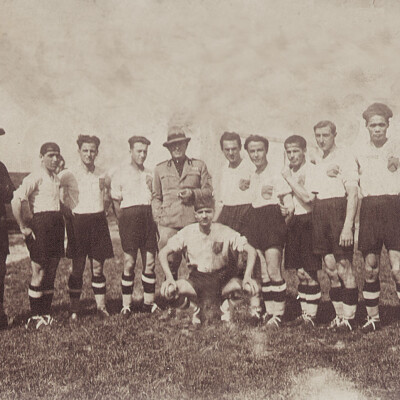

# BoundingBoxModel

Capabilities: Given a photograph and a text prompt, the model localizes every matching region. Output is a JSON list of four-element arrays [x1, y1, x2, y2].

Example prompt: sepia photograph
[[0, 0, 400, 398]]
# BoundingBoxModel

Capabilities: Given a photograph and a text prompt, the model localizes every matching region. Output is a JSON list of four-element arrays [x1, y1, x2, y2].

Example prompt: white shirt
[[353, 138, 400, 197], [59, 163, 107, 214], [14, 167, 60, 213], [308, 146, 358, 200], [249, 163, 291, 208], [219, 159, 253, 206], [290, 162, 317, 215], [111, 163, 153, 208], [167, 222, 247, 273]]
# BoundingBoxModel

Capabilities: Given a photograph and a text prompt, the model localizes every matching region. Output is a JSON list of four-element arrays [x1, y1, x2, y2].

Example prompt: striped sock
[[121, 274, 134, 308], [306, 284, 321, 318], [142, 273, 156, 306], [363, 280, 380, 319], [261, 281, 274, 316], [396, 282, 400, 302], [92, 275, 106, 309], [342, 288, 358, 321], [68, 275, 83, 313], [271, 280, 286, 317], [330, 286, 343, 319], [28, 284, 44, 316], [298, 284, 308, 314]]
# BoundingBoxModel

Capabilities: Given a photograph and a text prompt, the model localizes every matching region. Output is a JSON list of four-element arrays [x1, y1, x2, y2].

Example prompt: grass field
[[1, 222, 400, 400]]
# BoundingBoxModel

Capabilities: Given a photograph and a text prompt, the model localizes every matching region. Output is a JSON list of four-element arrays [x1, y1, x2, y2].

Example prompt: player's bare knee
[[364, 254, 379, 281], [296, 269, 307, 283], [91, 259, 104, 277], [391, 269, 400, 284]]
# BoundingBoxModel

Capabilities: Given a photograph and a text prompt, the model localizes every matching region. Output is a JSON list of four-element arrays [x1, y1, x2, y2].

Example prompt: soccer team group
[[0, 101, 399, 333]]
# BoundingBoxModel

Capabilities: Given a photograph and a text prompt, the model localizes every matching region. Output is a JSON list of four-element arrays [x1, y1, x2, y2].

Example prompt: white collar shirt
[[353, 138, 400, 197], [59, 162, 107, 214], [14, 167, 60, 213], [308, 147, 359, 200], [111, 163, 153, 208], [167, 222, 247, 273], [219, 158, 253, 206], [250, 163, 291, 208]]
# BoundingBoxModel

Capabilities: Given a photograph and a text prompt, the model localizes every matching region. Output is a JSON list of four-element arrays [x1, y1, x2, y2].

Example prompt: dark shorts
[[242, 204, 287, 252], [26, 211, 65, 264], [358, 195, 400, 256], [217, 204, 252, 235], [118, 205, 158, 254], [285, 213, 321, 272], [66, 212, 114, 261], [312, 197, 353, 260], [187, 267, 236, 304], [0, 217, 9, 256]]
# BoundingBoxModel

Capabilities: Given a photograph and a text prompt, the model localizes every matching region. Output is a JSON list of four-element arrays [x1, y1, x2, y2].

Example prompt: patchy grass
[[1, 227, 400, 399]]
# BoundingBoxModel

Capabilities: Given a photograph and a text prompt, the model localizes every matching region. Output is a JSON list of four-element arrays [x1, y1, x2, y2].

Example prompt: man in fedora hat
[[153, 126, 213, 302], [0, 128, 15, 329]]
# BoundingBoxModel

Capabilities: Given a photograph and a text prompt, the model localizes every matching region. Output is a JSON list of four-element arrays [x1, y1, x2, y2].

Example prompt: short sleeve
[[14, 173, 38, 202], [341, 152, 359, 188], [110, 170, 123, 201], [167, 229, 186, 253]]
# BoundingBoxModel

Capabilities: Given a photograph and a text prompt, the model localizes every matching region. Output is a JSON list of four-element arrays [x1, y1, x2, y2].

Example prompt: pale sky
[[1, 0, 400, 178]]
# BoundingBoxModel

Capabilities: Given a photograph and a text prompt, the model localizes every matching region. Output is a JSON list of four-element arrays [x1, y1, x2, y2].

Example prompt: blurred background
[[1, 0, 399, 181]]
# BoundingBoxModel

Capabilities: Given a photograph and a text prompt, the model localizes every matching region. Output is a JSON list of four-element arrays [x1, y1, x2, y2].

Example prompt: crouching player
[[159, 195, 258, 325], [11, 143, 65, 329], [282, 135, 322, 326]]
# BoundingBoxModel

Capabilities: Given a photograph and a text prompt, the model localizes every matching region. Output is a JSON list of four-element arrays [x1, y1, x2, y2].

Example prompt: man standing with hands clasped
[[152, 126, 213, 314]]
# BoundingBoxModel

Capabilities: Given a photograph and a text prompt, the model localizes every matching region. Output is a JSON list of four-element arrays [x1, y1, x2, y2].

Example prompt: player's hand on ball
[[242, 278, 258, 296], [161, 280, 177, 300]]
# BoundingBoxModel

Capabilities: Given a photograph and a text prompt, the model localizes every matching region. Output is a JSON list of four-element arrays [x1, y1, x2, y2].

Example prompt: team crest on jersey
[[212, 241, 223, 254], [99, 177, 105, 191], [146, 175, 153, 191]]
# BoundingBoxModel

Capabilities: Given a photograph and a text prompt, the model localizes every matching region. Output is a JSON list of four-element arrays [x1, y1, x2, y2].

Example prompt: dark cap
[[40, 142, 60, 155], [0, 128, 5, 136], [163, 126, 191, 148], [362, 103, 393, 122], [194, 194, 215, 211], [128, 136, 151, 148]]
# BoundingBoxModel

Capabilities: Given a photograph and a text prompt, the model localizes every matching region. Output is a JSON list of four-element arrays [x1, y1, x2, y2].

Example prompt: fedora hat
[[163, 126, 191, 148]]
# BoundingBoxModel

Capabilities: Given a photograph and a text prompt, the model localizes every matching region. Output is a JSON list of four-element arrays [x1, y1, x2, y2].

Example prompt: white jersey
[[353, 138, 400, 197], [111, 162, 153, 208], [308, 146, 358, 200], [249, 163, 291, 208], [219, 159, 253, 206], [14, 167, 60, 213], [60, 162, 108, 214], [290, 162, 317, 215], [167, 222, 247, 273]]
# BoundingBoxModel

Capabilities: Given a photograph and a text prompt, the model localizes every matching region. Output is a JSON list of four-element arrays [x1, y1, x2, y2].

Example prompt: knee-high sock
[[363, 280, 380, 319], [121, 274, 134, 308], [68, 275, 83, 313], [342, 287, 358, 321], [92, 274, 106, 309], [28, 284, 44, 316], [142, 273, 156, 306], [330, 285, 343, 319], [261, 281, 274, 316], [41, 283, 54, 315], [298, 284, 308, 314], [306, 284, 321, 318], [271, 280, 286, 317]]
